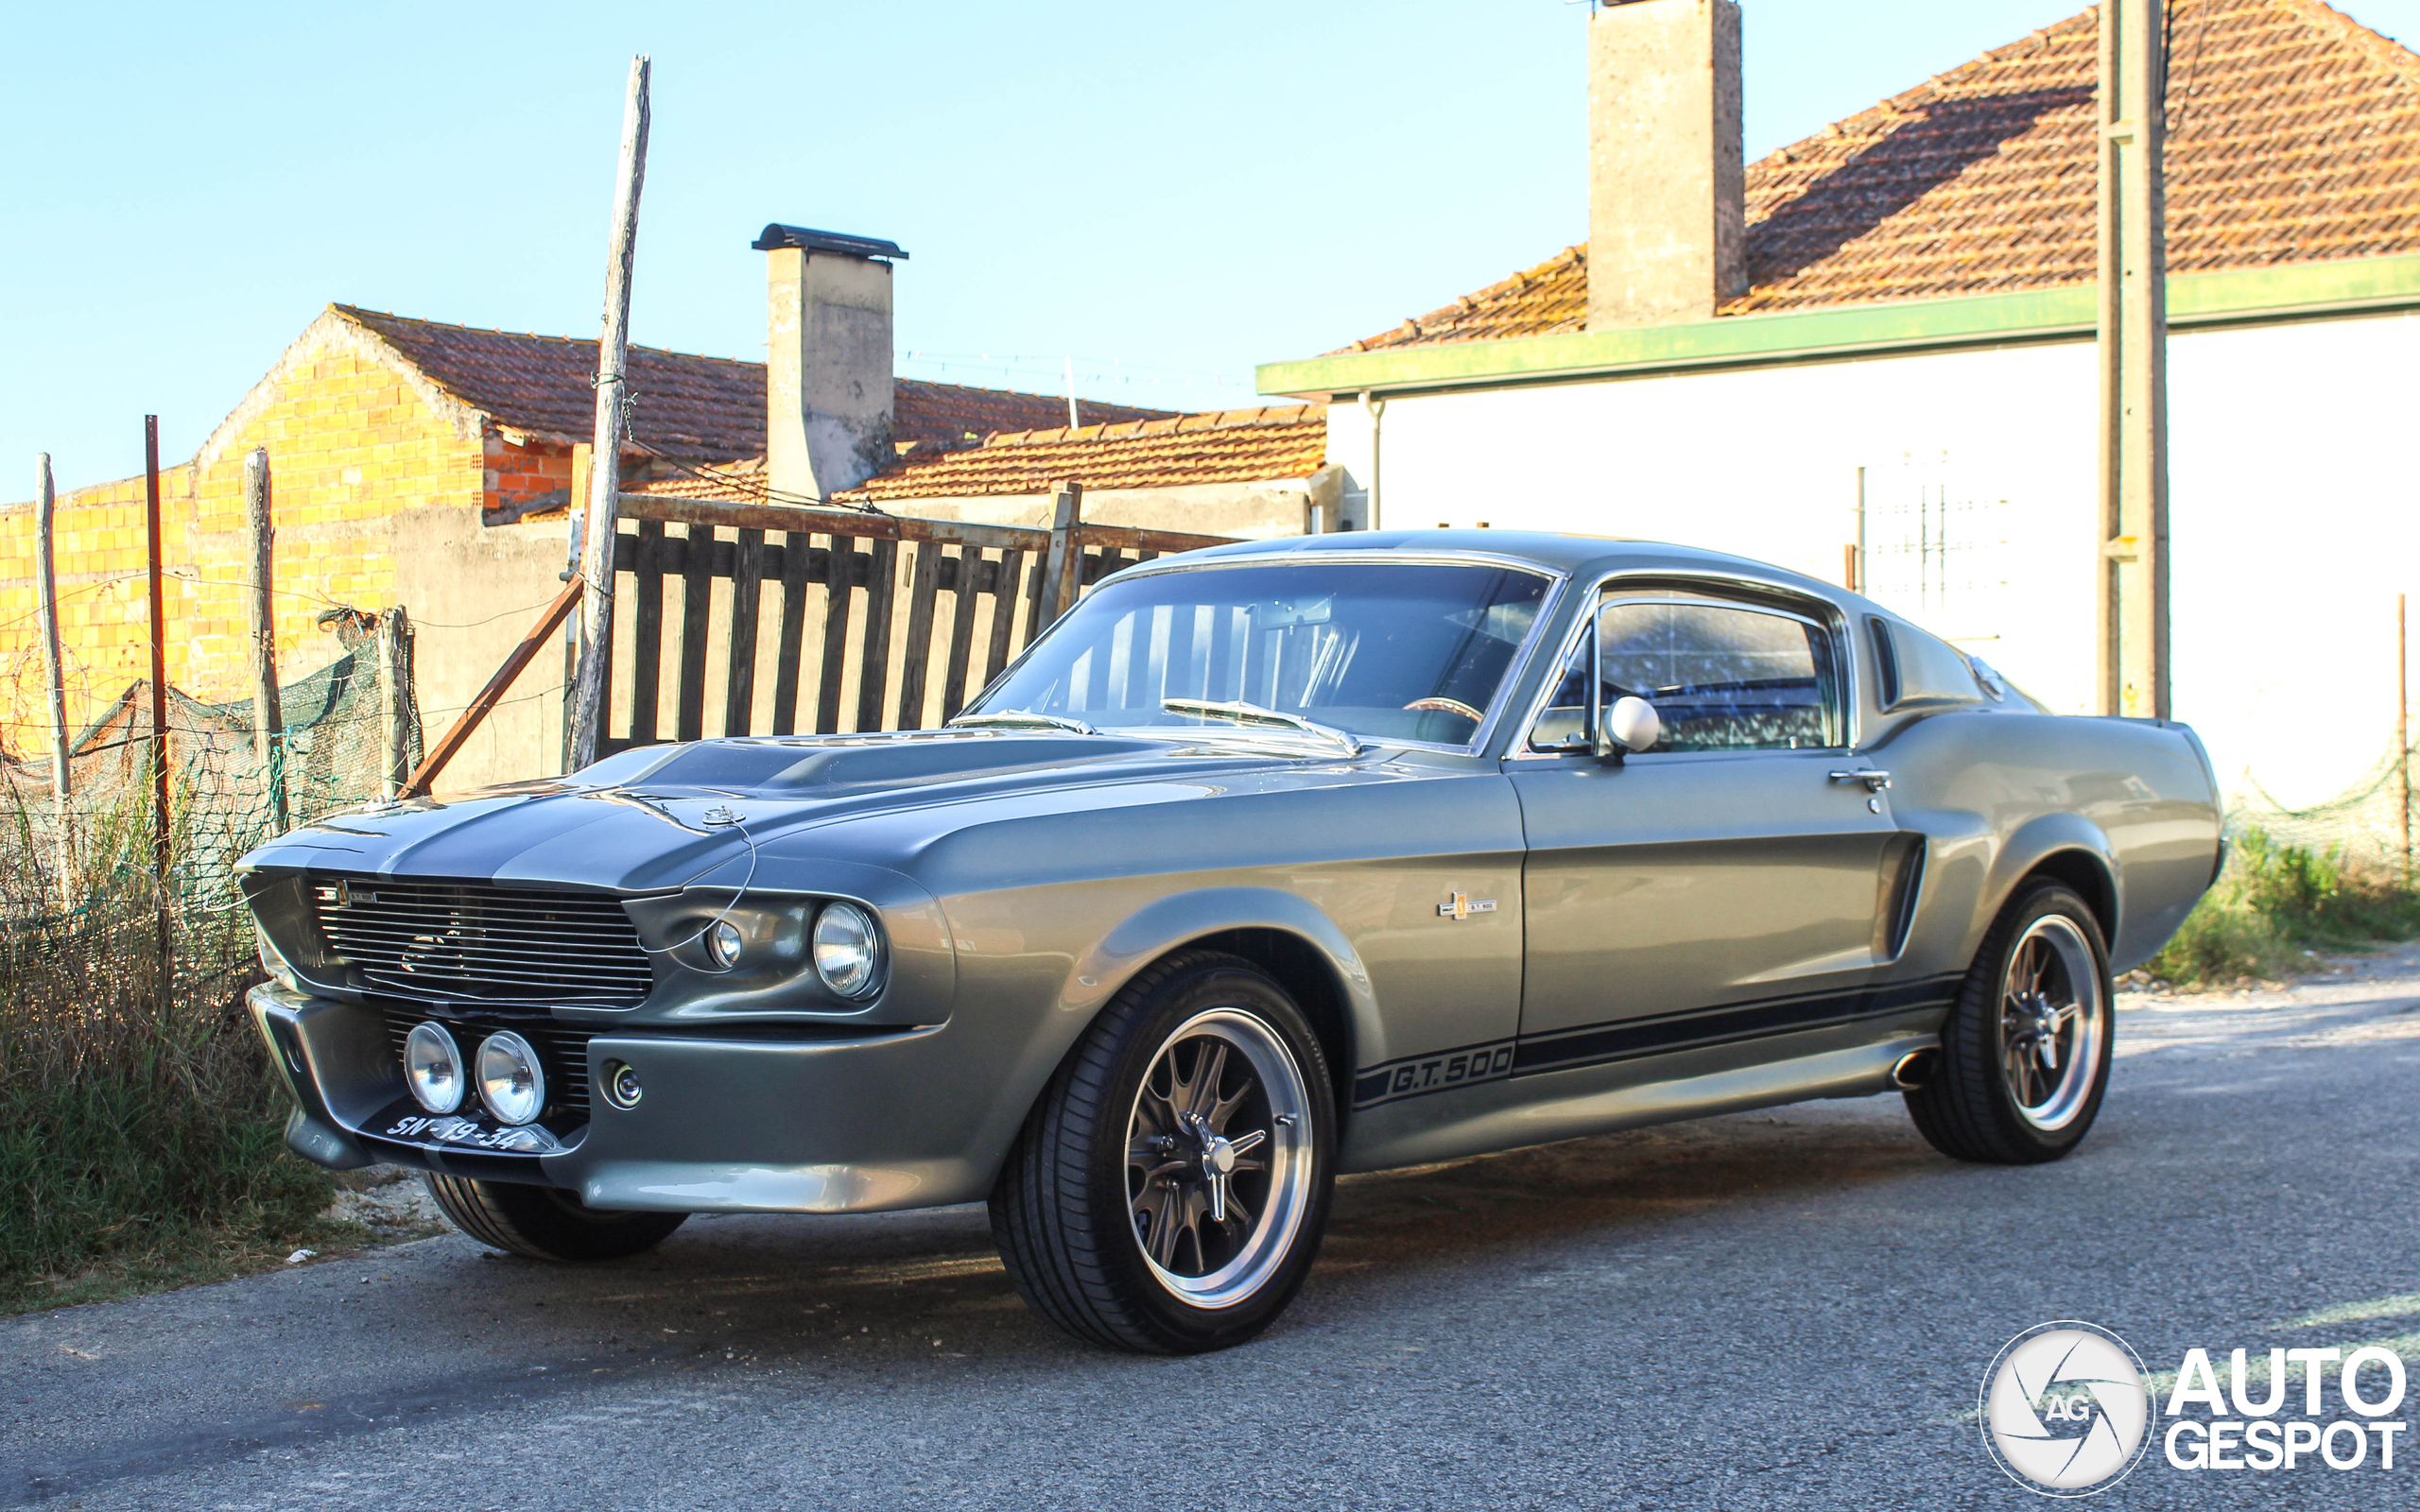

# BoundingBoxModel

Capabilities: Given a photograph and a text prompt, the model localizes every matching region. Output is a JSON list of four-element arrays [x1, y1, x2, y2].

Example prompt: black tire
[[1906, 881, 2114, 1164], [989, 950, 1338, 1354], [424, 1174, 688, 1262]]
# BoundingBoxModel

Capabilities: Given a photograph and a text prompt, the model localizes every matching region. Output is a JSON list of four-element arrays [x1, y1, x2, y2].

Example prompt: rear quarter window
[[1870, 617, 1984, 710]]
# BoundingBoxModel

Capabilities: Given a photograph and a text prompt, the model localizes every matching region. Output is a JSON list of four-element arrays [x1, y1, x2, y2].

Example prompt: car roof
[[1173, 528, 1853, 605]]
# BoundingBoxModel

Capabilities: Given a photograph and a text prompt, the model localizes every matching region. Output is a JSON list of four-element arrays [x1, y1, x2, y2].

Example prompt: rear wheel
[[990, 951, 1336, 1354], [424, 1174, 688, 1262], [1905, 882, 2113, 1164]]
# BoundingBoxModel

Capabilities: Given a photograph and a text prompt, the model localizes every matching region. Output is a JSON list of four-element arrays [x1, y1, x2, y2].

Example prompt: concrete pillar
[[1586, 0, 1745, 330], [756, 225, 908, 503]]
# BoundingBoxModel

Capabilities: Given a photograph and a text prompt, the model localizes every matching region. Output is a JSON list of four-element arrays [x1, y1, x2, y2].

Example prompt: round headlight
[[811, 902, 884, 999], [703, 919, 745, 970], [475, 1031, 547, 1125], [404, 1022, 465, 1114]]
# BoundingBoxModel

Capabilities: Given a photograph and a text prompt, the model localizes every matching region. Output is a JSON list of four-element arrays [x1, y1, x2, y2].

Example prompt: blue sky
[[8, 0, 2418, 492]]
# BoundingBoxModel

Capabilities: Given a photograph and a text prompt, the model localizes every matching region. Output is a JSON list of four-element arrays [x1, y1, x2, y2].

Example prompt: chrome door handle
[[1829, 768, 1892, 792]]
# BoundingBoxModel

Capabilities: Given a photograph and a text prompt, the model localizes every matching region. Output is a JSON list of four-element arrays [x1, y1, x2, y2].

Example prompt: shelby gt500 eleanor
[[241, 530, 2221, 1352]]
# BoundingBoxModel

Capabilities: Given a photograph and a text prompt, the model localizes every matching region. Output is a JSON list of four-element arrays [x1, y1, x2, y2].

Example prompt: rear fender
[[1977, 813, 2120, 961]]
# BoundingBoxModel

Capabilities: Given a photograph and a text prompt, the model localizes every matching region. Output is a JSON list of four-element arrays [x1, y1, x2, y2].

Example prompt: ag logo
[[1980, 1321, 2155, 1496]]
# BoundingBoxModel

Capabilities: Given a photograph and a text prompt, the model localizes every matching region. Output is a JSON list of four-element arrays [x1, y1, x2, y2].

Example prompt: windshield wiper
[[945, 710, 1098, 735], [1160, 698, 1365, 756]]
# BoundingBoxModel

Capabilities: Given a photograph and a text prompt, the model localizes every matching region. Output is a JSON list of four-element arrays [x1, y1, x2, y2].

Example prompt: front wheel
[[990, 951, 1336, 1353], [1905, 882, 2114, 1164], [424, 1174, 688, 1262]]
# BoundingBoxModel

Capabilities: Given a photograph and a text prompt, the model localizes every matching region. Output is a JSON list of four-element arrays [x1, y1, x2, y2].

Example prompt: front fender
[[1067, 886, 1383, 1068]]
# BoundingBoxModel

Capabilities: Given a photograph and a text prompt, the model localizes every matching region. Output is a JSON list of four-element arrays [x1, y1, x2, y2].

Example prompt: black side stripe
[[1352, 1039, 1518, 1109], [1350, 973, 1962, 1110], [1512, 973, 1962, 1078]]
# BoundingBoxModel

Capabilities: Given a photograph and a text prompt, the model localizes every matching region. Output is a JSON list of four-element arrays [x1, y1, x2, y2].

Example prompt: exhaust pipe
[[1890, 1049, 1940, 1091]]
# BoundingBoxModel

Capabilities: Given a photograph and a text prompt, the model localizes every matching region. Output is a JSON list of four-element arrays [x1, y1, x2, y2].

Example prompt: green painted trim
[[1257, 252, 2420, 398]]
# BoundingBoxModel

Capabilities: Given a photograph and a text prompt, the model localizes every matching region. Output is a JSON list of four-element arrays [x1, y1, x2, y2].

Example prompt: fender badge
[[1438, 891, 1497, 920]]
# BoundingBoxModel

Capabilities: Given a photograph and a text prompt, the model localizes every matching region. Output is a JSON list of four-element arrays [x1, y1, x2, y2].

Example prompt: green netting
[[1, 610, 423, 934], [2226, 737, 2420, 868]]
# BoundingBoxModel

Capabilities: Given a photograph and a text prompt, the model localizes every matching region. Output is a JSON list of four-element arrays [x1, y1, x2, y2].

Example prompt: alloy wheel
[[1125, 1007, 1314, 1309], [1998, 915, 2106, 1131]]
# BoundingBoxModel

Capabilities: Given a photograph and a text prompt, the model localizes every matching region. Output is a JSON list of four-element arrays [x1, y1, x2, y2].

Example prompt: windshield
[[968, 560, 1552, 746]]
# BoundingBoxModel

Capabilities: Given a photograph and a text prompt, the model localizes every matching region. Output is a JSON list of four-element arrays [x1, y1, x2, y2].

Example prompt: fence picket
[[856, 538, 899, 732], [724, 527, 764, 736], [983, 547, 1024, 687], [769, 530, 812, 736], [894, 544, 943, 730], [675, 524, 715, 741], [940, 546, 982, 722], [818, 534, 856, 735], [629, 518, 666, 745]]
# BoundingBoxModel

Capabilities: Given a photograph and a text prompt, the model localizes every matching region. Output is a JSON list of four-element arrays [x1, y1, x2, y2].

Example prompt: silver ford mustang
[[242, 531, 2221, 1353]]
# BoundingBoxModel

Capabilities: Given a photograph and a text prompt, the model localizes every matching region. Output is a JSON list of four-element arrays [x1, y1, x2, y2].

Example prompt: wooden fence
[[591, 486, 1235, 755]]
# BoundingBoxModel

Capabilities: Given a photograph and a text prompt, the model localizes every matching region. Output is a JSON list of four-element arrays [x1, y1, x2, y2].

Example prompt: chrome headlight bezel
[[254, 922, 303, 994], [403, 1021, 466, 1115], [475, 1031, 547, 1125], [810, 902, 887, 1000]]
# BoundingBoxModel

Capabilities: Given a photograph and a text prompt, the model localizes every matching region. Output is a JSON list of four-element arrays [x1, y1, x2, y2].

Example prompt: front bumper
[[249, 983, 1000, 1214]]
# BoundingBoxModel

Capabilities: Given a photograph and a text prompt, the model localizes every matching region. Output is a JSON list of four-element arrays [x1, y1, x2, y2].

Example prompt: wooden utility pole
[[243, 447, 287, 830], [34, 453, 73, 904], [2095, 0, 2169, 718], [1038, 480, 1086, 627], [567, 55, 652, 771], [143, 416, 172, 979], [378, 607, 413, 798]]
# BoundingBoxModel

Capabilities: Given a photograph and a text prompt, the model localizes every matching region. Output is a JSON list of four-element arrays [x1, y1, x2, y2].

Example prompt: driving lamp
[[403, 1022, 466, 1115], [475, 1031, 547, 1125], [812, 902, 885, 998], [703, 919, 746, 970]]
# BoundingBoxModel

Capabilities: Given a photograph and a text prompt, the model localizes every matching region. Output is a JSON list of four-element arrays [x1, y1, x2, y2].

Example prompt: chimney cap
[[751, 224, 909, 260]]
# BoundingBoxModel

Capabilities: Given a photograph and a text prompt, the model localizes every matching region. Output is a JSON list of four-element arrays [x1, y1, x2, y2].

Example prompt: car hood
[[236, 730, 1388, 894]]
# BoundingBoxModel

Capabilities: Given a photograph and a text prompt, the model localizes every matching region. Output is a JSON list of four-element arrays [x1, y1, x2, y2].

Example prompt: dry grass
[[0, 774, 357, 1315]]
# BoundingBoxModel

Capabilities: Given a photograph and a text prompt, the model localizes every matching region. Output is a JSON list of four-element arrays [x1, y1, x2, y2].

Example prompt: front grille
[[380, 1008, 594, 1124], [311, 878, 654, 1007]]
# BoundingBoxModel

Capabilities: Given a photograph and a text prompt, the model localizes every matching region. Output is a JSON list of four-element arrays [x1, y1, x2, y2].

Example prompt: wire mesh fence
[[2225, 738, 2418, 872], [0, 611, 421, 1088]]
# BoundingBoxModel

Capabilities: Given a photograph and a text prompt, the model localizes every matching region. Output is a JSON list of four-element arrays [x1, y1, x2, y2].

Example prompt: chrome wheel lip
[[2000, 915, 2105, 1132], [1126, 1006, 1313, 1310]]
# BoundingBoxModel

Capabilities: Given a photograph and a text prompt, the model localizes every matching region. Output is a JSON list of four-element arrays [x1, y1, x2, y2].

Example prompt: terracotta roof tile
[[1346, 0, 2420, 349], [333, 305, 1177, 461], [632, 406, 1328, 506]]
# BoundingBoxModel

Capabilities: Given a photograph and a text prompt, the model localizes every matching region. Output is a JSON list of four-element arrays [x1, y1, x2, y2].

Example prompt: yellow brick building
[[0, 304, 1166, 787]]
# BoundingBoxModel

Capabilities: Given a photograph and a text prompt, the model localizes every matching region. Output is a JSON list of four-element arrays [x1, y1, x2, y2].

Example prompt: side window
[[1530, 596, 1843, 752]]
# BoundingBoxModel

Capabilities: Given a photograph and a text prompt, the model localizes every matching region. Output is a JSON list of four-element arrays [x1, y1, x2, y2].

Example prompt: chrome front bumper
[[249, 983, 996, 1215]]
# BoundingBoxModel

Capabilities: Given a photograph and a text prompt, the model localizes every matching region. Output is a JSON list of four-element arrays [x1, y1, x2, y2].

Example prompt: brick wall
[[0, 337, 489, 758]]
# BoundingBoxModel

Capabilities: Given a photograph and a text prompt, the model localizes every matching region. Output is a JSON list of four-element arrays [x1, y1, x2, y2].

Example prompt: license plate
[[384, 1113, 562, 1155]]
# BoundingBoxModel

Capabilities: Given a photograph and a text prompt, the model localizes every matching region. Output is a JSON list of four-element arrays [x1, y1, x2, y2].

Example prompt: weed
[[2147, 829, 2420, 989]]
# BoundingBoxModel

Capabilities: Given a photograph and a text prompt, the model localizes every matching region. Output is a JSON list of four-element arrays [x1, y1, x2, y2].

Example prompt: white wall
[[1341, 310, 2420, 813]]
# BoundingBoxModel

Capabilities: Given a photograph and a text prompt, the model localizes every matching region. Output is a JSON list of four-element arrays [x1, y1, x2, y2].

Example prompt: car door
[[1506, 587, 1910, 1076]]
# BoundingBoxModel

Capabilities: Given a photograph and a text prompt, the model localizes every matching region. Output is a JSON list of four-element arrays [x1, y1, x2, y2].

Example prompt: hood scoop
[[616, 732, 1169, 798]]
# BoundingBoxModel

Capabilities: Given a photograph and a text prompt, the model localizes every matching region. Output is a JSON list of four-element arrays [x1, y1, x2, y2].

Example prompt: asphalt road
[[9, 951, 2420, 1511]]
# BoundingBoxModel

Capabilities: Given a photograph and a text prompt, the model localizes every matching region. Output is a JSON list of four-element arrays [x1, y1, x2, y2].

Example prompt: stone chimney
[[754, 224, 908, 502], [1586, 0, 1745, 329]]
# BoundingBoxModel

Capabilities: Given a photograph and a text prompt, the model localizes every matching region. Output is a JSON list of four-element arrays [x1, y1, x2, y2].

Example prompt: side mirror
[[1595, 696, 1661, 760], [1579, 598, 1659, 761]]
